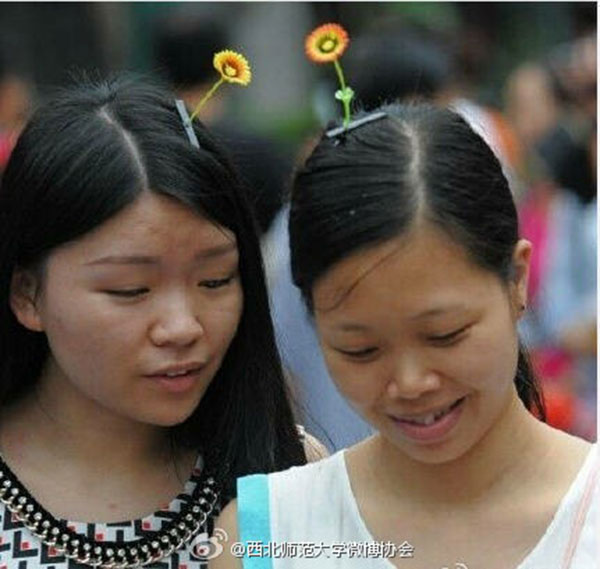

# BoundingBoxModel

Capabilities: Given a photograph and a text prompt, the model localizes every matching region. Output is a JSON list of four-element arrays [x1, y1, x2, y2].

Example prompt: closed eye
[[428, 326, 470, 345], [199, 276, 235, 289], [104, 288, 149, 298], [336, 347, 378, 360]]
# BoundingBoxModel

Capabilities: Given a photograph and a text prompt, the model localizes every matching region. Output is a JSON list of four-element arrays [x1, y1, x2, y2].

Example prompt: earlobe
[[512, 239, 532, 314], [10, 269, 44, 332]]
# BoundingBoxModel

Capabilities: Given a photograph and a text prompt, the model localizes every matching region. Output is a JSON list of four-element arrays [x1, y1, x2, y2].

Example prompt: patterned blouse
[[0, 454, 218, 569]]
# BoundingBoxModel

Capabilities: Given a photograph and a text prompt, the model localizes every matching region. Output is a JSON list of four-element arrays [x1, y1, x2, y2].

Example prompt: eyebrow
[[85, 243, 238, 266], [410, 305, 468, 320], [333, 304, 468, 332]]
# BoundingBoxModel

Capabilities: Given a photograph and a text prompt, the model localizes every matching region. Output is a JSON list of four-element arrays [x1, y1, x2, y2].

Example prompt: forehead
[[58, 192, 237, 259], [312, 224, 495, 317]]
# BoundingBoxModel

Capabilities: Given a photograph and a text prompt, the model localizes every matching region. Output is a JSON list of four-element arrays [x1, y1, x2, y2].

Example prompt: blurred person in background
[[346, 26, 453, 108], [348, 21, 522, 191], [505, 33, 597, 440], [0, 51, 32, 172], [505, 63, 560, 157]]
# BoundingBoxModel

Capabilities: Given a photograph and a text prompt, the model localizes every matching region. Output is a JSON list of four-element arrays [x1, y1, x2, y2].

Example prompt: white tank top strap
[[560, 447, 598, 569]]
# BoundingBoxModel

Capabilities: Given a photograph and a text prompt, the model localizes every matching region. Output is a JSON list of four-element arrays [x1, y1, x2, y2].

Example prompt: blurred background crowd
[[0, 2, 596, 448]]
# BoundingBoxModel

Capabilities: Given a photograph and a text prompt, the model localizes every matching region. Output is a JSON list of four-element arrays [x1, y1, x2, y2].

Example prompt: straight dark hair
[[290, 103, 545, 419], [0, 75, 306, 498]]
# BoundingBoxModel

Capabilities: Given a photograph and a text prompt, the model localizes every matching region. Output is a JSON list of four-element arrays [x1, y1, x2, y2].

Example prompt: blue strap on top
[[237, 474, 274, 569]]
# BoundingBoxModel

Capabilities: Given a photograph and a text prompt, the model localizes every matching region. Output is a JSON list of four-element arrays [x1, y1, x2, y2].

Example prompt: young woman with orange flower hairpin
[[0, 54, 327, 569], [211, 24, 597, 569]]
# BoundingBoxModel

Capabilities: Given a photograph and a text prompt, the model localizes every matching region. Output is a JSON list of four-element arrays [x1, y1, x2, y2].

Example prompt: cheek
[[43, 295, 137, 346], [322, 351, 383, 410], [43, 308, 132, 380], [449, 324, 519, 392], [37, 286, 147, 379], [204, 288, 244, 350]]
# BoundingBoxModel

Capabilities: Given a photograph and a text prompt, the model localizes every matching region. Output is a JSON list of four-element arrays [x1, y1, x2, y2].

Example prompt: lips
[[389, 396, 467, 442], [394, 397, 465, 426], [144, 362, 207, 394], [145, 362, 206, 378]]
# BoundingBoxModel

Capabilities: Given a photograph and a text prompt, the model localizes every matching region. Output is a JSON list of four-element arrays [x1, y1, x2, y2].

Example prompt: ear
[[511, 239, 532, 318], [10, 268, 44, 332]]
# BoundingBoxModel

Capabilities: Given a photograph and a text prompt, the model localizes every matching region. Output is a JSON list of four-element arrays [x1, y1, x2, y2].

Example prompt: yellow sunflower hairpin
[[190, 50, 252, 120], [176, 49, 252, 148], [305, 23, 353, 128]]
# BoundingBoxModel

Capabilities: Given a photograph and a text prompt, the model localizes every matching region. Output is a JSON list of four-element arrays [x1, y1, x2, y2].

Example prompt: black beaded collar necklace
[[0, 453, 220, 568]]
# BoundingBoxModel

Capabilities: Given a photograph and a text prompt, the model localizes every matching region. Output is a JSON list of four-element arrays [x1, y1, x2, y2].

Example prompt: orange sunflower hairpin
[[189, 50, 252, 120], [305, 23, 353, 127]]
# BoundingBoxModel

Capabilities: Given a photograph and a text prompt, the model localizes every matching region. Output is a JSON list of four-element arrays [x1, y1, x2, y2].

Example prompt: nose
[[386, 352, 441, 400], [149, 294, 204, 348]]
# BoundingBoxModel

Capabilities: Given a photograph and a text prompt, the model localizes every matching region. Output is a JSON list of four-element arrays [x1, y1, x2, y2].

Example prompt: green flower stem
[[333, 59, 351, 127], [190, 77, 225, 121]]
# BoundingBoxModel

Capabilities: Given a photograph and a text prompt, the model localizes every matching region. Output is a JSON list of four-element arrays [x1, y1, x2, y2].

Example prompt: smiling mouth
[[394, 397, 466, 426]]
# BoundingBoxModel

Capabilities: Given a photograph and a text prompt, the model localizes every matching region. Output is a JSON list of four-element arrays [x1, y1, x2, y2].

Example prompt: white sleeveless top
[[237, 445, 597, 568]]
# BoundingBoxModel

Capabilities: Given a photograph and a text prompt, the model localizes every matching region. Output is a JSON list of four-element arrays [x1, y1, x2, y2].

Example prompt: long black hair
[[290, 103, 545, 419], [0, 75, 306, 497]]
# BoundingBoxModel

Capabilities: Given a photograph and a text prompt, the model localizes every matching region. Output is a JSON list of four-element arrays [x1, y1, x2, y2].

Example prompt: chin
[[149, 416, 190, 428], [384, 429, 477, 466], [403, 442, 473, 465], [149, 388, 211, 427], [137, 405, 199, 428]]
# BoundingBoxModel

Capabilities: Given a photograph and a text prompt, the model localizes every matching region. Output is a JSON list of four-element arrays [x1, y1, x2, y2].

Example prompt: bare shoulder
[[209, 500, 243, 569], [535, 423, 595, 499], [544, 423, 594, 463]]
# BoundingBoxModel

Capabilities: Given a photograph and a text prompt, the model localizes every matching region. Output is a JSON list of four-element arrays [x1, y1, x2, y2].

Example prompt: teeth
[[165, 370, 189, 378], [410, 413, 437, 426], [405, 403, 455, 426], [434, 408, 448, 420]]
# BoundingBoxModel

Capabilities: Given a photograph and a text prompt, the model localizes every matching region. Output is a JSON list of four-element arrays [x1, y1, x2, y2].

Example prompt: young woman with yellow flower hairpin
[[0, 54, 326, 568], [211, 23, 597, 569]]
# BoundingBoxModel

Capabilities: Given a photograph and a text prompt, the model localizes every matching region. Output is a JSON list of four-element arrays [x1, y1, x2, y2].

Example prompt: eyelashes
[[427, 325, 470, 345], [102, 275, 237, 298], [199, 276, 235, 289], [104, 288, 149, 298], [337, 347, 378, 360], [334, 325, 471, 360]]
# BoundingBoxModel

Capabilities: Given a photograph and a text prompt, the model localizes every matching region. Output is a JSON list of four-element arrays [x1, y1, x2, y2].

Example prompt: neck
[[0, 361, 174, 474], [367, 391, 549, 507]]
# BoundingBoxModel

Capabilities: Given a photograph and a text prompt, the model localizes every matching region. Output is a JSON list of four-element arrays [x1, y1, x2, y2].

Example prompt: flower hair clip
[[305, 23, 353, 128], [324, 111, 388, 140], [305, 23, 387, 141], [176, 49, 252, 148]]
